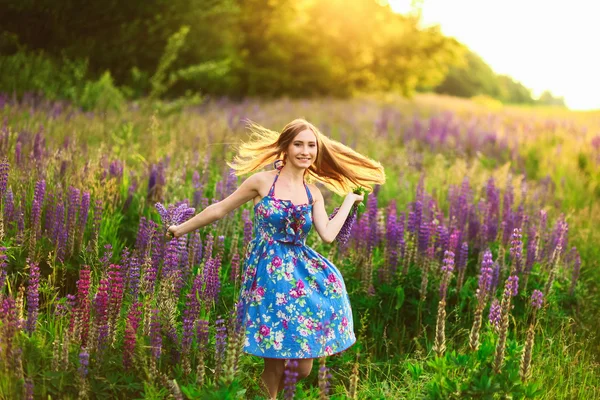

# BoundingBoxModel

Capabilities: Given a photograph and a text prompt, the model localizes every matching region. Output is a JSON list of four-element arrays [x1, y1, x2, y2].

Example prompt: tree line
[[0, 0, 565, 106]]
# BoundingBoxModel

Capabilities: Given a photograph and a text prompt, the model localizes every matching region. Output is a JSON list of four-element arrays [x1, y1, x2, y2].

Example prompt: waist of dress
[[252, 232, 306, 247]]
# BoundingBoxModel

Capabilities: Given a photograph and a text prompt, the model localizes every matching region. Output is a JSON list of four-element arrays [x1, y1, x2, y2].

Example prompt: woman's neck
[[279, 165, 306, 185]]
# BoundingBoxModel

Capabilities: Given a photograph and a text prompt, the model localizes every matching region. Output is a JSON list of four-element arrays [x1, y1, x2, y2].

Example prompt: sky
[[386, 0, 599, 110]]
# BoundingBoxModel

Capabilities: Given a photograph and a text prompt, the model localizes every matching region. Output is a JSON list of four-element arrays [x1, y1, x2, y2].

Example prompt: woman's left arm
[[310, 185, 363, 244]]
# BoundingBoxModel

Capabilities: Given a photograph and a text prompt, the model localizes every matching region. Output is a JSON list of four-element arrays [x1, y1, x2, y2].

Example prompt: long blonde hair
[[227, 118, 386, 195]]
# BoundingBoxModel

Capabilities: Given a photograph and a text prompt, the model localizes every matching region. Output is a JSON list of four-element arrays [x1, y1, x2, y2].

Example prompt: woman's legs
[[262, 358, 313, 397], [262, 358, 285, 399]]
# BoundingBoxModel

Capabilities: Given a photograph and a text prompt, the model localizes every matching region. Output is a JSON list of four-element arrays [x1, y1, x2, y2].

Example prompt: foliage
[[0, 94, 599, 399]]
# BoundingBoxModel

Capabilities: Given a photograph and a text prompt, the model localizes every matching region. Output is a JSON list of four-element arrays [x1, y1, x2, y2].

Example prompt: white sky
[[386, 0, 600, 110]]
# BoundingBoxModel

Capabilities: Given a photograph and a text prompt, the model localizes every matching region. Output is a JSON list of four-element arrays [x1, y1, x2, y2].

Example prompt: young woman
[[168, 118, 385, 398]]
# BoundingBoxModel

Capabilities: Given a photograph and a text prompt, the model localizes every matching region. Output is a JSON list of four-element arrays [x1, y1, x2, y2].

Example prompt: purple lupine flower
[[203, 233, 215, 264], [150, 308, 162, 360], [214, 317, 227, 379], [418, 219, 430, 254], [190, 231, 202, 267], [16, 200, 25, 245], [31, 179, 47, 242], [176, 236, 190, 289], [457, 241, 468, 272], [407, 210, 416, 234], [225, 168, 238, 197], [126, 255, 141, 301], [230, 251, 241, 283], [4, 188, 14, 225], [441, 250, 455, 273], [525, 226, 537, 273], [1, 296, 18, 358], [457, 178, 472, 230], [352, 213, 369, 251], [478, 250, 494, 296], [66, 187, 81, 257], [0, 159, 9, 198], [100, 244, 113, 271], [155, 201, 195, 231], [530, 290, 544, 309], [509, 228, 523, 274], [439, 250, 455, 300], [242, 209, 252, 247], [328, 205, 358, 246], [413, 199, 423, 236], [506, 275, 519, 297], [123, 302, 142, 369], [385, 203, 399, 277], [318, 356, 332, 398], [26, 262, 40, 334], [147, 164, 159, 199], [448, 230, 460, 254], [196, 318, 210, 351], [502, 181, 514, 244], [135, 217, 150, 257], [162, 237, 180, 280], [489, 298, 501, 328], [70, 265, 91, 346], [109, 160, 123, 180], [30, 179, 46, 244], [78, 349, 89, 378], [77, 191, 90, 251], [283, 359, 299, 400], [367, 193, 379, 251], [182, 286, 200, 356], [150, 227, 164, 279], [435, 224, 449, 260], [94, 278, 110, 352], [203, 257, 221, 304], [468, 205, 480, 243], [24, 378, 34, 400], [490, 261, 501, 294], [108, 264, 124, 338], [0, 247, 7, 291]]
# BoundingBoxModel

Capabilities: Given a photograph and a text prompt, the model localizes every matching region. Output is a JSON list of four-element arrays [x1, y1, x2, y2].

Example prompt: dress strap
[[304, 182, 313, 204], [268, 169, 281, 196]]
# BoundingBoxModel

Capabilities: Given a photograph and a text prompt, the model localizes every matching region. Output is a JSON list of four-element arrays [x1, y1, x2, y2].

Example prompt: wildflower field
[[0, 92, 599, 399]]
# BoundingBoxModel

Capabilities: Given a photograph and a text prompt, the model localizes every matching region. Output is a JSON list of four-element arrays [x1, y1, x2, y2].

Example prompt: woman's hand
[[346, 192, 364, 205], [166, 225, 180, 239]]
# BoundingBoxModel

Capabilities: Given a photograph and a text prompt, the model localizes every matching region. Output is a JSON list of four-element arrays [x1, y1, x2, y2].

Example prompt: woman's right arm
[[169, 173, 262, 237]]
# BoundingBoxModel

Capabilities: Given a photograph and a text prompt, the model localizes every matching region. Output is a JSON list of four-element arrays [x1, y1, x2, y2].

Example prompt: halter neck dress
[[240, 168, 356, 359]]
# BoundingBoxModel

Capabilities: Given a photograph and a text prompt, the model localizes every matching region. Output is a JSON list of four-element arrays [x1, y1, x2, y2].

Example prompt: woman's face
[[285, 129, 318, 169]]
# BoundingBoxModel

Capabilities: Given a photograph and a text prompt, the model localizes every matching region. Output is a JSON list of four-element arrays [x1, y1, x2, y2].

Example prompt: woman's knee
[[295, 359, 313, 380], [264, 358, 286, 377]]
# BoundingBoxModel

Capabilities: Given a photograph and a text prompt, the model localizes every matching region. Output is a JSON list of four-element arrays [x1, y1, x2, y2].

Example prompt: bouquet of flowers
[[155, 201, 195, 236], [328, 187, 368, 245]]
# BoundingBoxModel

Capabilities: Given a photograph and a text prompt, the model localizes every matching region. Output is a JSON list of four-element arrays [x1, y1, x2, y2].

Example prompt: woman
[[168, 118, 385, 398]]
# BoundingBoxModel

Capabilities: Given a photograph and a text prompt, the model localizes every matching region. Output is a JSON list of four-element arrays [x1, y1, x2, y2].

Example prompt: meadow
[[0, 92, 599, 399]]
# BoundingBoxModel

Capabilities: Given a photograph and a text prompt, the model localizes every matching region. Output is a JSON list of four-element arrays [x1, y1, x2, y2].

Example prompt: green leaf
[[395, 286, 405, 310]]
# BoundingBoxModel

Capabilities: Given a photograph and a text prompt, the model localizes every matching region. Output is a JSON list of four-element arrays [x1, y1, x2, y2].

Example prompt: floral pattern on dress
[[239, 169, 356, 359]]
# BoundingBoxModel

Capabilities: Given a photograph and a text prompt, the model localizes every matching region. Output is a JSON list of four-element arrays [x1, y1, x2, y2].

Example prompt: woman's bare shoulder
[[307, 183, 324, 201]]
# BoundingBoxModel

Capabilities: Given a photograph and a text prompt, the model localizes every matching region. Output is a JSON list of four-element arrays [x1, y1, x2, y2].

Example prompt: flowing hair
[[228, 118, 386, 195]]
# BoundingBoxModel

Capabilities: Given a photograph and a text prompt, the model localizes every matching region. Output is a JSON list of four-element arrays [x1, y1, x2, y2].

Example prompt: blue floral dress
[[240, 169, 356, 359]]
